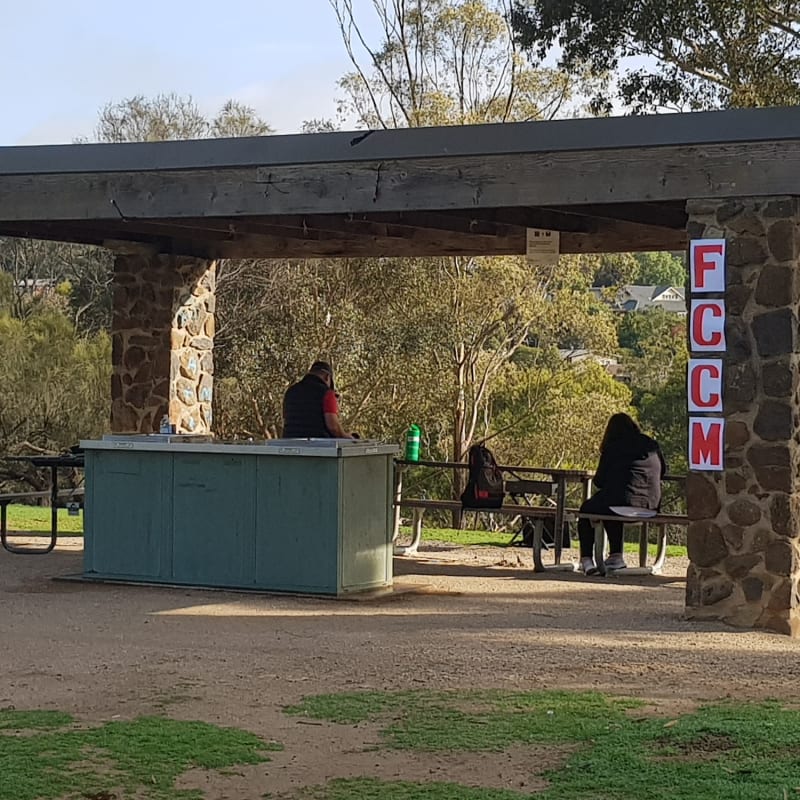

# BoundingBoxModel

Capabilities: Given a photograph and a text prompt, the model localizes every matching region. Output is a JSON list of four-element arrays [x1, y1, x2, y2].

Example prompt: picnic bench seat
[[575, 511, 690, 576], [395, 497, 689, 577], [527, 510, 689, 576], [395, 497, 557, 555]]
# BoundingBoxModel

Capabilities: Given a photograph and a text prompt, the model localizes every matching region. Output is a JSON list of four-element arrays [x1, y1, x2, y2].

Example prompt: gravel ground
[[2, 538, 800, 797]]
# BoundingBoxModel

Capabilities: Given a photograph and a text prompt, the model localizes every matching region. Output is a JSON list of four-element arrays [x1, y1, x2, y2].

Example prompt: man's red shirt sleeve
[[322, 390, 339, 414]]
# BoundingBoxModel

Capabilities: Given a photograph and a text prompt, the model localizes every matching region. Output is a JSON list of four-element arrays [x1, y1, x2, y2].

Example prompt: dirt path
[[2, 539, 800, 798]]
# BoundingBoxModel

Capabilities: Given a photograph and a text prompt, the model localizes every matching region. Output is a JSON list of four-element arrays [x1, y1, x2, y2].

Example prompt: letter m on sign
[[689, 418, 725, 471]]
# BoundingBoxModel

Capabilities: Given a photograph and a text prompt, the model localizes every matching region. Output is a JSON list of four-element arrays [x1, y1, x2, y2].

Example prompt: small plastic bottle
[[159, 414, 171, 434]]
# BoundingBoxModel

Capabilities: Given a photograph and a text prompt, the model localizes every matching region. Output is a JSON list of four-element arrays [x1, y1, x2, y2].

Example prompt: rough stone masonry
[[685, 196, 800, 636], [110, 253, 215, 436]]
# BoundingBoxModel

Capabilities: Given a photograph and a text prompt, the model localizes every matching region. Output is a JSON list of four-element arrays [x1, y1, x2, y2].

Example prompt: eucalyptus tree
[[327, 1, 618, 508], [510, 0, 800, 112]]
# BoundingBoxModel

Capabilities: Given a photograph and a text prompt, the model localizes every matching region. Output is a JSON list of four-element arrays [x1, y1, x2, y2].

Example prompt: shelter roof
[[0, 107, 798, 259]]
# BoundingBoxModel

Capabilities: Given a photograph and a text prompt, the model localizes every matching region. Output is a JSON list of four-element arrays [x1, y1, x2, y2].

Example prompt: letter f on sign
[[691, 239, 726, 293]]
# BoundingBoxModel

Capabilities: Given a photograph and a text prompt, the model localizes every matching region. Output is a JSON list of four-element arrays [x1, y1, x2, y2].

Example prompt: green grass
[[285, 690, 800, 800], [401, 526, 687, 558], [0, 709, 73, 730], [0, 710, 280, 800], [286, 690, 642, 751], [291, 778, 527, 800], [2, 504, 83, 534]]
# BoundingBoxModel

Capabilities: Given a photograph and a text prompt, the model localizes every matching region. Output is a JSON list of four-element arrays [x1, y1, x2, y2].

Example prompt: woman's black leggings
[[577, 491, 624, 558]]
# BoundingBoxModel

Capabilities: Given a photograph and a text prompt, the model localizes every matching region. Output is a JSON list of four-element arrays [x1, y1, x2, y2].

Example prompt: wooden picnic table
[[394, 459, 594, 562], [394, 459, 688, 573]]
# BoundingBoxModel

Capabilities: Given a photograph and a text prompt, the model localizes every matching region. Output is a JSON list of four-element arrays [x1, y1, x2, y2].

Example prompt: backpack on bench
[[461, 444, 504, 509]]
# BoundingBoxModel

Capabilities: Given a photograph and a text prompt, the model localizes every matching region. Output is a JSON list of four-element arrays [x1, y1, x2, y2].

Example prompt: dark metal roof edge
[[2, 107, 800, 176]]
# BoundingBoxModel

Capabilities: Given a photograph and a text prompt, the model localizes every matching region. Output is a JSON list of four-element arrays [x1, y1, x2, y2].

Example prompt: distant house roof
[[591, 285, 686, 314]]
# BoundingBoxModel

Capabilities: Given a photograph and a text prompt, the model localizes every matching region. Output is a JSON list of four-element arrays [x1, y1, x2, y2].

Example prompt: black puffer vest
[[282, 374, 332, 438]]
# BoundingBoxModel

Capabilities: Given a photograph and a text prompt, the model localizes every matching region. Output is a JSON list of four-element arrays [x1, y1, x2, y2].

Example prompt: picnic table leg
[[638, 522, 649, 568], [392, 466, 404, 543], [554, 476, 567, 565], [48, 465, 59, 553], [593, 519, 607, 576], [651, 523, 668, 574], [394, 507, 423, 556], [1, 471, 59, 555], [532, 519, 546, 572], [0, 501, 8, 552]]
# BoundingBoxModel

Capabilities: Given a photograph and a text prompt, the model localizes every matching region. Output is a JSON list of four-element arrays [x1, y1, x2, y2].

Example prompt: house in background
[[591, 285, 686, 315]]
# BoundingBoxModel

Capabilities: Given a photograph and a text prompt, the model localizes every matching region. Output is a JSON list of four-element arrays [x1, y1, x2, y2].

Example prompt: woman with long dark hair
[[579, 413, 667, 575]]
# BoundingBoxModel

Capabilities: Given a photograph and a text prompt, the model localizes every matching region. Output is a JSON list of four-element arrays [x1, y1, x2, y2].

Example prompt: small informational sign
[[526, 228, 560, 265], [688, 359, 723, 413], [690, 239, 726, 293], [689, 418, 725, 471], [690, 299, 726, 352], [66, 502, 81, 517]]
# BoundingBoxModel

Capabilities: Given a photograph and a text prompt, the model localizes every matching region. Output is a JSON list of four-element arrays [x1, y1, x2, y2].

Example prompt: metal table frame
[[1, 454, 84, 554]]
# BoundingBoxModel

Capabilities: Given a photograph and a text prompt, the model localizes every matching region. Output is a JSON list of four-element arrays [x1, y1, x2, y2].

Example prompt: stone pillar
[[685, 197, 800, 636], [111, 253, 215, 435]]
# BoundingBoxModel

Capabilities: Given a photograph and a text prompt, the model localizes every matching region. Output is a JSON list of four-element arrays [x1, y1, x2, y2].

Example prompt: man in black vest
[[282, 361, 355, 439]]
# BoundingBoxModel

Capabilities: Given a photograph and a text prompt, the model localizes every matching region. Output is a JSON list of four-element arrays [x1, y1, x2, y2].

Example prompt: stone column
[[685, 197, 800, 636], [111, 252, 216, 435]]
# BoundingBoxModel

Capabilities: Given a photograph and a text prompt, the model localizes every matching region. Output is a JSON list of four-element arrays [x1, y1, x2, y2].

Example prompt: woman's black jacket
[[593, 433, 667, 509]]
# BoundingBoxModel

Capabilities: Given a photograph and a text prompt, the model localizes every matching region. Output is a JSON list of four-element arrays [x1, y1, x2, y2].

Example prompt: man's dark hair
[[309, 360, 332, 376], [309, 360, 335, 390]]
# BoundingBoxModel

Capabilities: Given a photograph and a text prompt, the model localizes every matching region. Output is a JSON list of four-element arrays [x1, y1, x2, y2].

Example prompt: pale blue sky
[[1, 0, 378, 145]]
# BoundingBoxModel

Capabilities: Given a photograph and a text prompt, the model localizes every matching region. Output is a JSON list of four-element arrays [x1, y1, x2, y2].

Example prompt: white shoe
[[604, 554, 627, 571], [580, 557, 599, 576]]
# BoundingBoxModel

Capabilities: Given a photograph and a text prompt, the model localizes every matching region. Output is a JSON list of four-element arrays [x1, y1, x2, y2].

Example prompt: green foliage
[[590, 252, 686, 289], [331, 0, 596, 129], [635, 252, 687, 286], [95, 93, 272, 142], [618, 309, 687, 391], [491, 360, 632, 470], [286, 690, 800, 800], [0, 711, 278, 800], [511, 0, 800, 112], [214, 255, 618, 482], [0, 236, 114, 335], [0, 309, 110, 488], [638, 353, 690, 477], [591, 252, 640, 288]]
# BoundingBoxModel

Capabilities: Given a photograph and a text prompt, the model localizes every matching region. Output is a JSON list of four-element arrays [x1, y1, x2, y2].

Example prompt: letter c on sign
[[688, 359, 722, 412], [690, 300, 726, 352]]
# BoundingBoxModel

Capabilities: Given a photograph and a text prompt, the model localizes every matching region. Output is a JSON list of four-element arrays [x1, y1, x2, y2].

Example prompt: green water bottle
[[405, 424, 421, 462]]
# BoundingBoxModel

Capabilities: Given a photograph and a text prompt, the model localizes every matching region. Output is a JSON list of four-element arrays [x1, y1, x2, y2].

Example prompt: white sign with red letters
[[690, 239, 726, 293], [688, 239, 726, 472], [688, 359, 723, 413], [689, 417, 725, 471], [690, 299, 726, 352]]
